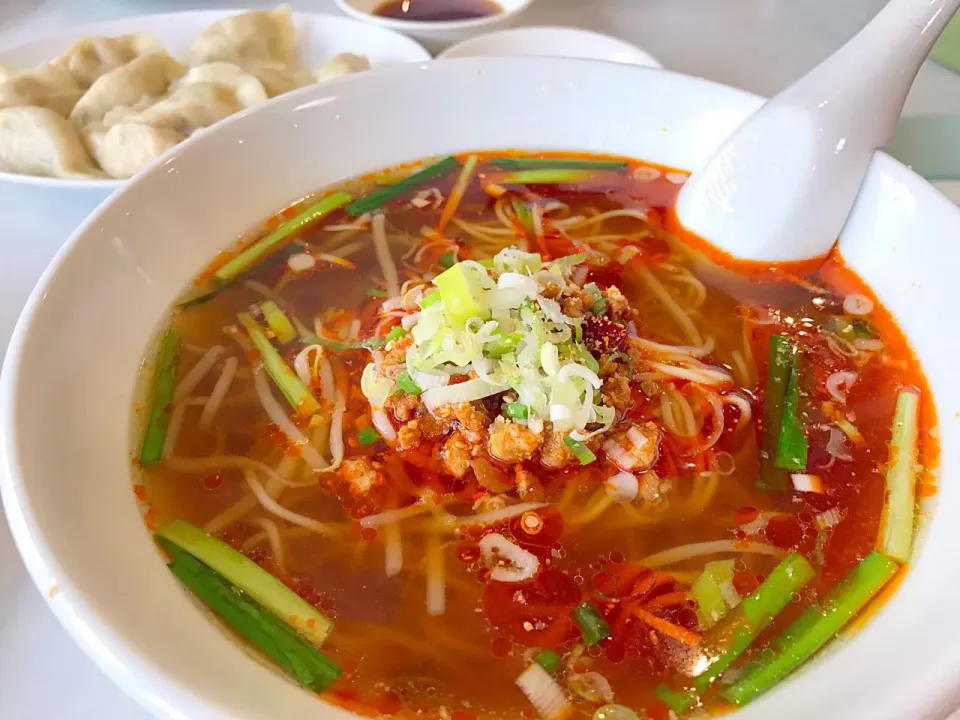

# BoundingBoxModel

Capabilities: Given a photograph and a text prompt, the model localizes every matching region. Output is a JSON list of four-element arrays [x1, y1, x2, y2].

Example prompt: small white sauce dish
[[333, 0, 536, 54], [438, 25, 662, 68]]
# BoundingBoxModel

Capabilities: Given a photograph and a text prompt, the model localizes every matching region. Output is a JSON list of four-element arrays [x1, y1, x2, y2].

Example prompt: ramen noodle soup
[[135, 152, 936, 720]]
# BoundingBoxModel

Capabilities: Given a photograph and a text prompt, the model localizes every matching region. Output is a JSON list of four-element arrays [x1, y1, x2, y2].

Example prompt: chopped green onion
[[774, 359, 808, 471], [215, 191, 352, 282], [593, 705, 640, 720], [759, 335, 792, 490], [572, 602, 610, 645], [878, 388, 921, 562], [434, 261, 490, 324], [385, 326, 407, 343], [139, 329, 183, 465], [485, 331, 523, 359], [439, 250, 457, 269], [366, 287, 389, 298], [499, 169, 596, 184], [357, 426, 380, 446], [157, 536, 341, 692], [578, 345, 600, 374], [239, 313, 319, 416], [574, 323, 583, 343], [490, 157, 628, 171], [155, 519, 333, 645], [260, 300, 298, 344], [724, 551, 899, 706], [655, 684, 696, 714], [691, 559, 737, 629], [584, 282, 607, 315], [504, 402, 530, 419], [692, 553, 815, 692], [421, 290, 441, 307], [512, 198, 533, 232], [396, 371, 423, 396], [534, 649, 562, 674], [565, 436, 597, 465], [477, 258, 495, 268], [346, 156, 459, 217]]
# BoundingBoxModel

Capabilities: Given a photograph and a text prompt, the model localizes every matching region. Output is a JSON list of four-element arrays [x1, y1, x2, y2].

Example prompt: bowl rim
[[333, 0, 536, 32], [2, 55, 958, 720], [0, 8, 431, 192]]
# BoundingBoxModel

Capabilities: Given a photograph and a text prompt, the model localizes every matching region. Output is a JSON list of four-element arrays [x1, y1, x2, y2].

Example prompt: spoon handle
[[676, 0, 960, 263]]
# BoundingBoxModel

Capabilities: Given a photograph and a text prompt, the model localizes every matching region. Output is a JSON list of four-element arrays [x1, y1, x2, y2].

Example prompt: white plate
[[0, 9, 431, 195], [437, 25, 662, 67]]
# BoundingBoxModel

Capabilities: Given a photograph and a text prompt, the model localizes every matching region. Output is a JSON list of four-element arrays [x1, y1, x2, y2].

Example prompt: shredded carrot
[[633, 607, 702, 646], [645, 591, 689, 609]]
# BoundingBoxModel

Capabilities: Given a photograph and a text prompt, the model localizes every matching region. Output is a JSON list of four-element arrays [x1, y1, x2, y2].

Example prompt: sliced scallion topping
[[565, 436, 597, 465], [759, 334, 792, 490], [498, 169, 596, 184], [139, 329, 183, 465], [504, 402, 530, 419], [346, 156, 459, 217], [490, 157, 628, 171], [260, 300, 297, 344], [572, 601, 610, 645], [584, 282, 607, 315], [655, 684, 696, 714], [385, 326, 407, 343], [878, 388, 921, 562], [239, 313, 319, 416], [775, 358, 807, 471], [439, 250, 457, 269], [215, 191, 352, 282], [357, 426, 380, 447], [421, 290, 441, 307], [534, 648, 562, 674], [366, 288, 389, 298], [396, 371, 423, 396]]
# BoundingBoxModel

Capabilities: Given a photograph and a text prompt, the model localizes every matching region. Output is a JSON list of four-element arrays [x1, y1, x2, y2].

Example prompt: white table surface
[[1, 1, 958, 718]]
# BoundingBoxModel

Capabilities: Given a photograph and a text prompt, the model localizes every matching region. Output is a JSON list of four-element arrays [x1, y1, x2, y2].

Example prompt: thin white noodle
[[646, 360, 731, 386], [174, 345, 223, 403], [200, 356, 238, 429], [249, 517, 286, 571], [318, 355, 335, 404], [203, 456, 299, 534], [372, 409, 397, 442], [163, 403, 187, 459], [636, 267, 703, 346], [361, 501, 436, 528], [640, 540, 784, 568], [425, 535, 445, 616], [686, 392, 725, 454], [252, 369, 328, 471], [632, 336, 714, 358], [384, 523, 402, 577], [244, 470, 331, 535], [561, 208, 649, 229], [722, 392, 753, 432], [372, 213, 400, 297], [166, 454, 308, 489], [451, 502, 548, 528]]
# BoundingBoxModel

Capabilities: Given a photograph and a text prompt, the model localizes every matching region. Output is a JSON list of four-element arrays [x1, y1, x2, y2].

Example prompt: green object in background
[[931, 12, 960, 71], [886, 115, 960, 181]]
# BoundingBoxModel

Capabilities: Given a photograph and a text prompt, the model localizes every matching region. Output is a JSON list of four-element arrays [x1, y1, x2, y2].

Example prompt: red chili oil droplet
[[764, 515, 804, 548], [604, 640, 626, 663], [735, 529, 747, 540], [375, 691, 404, 715], [132, 484, 147, 503], [319, 596, 335, 612], [201, 472, 223, 491], [647, 700, 672, 720], [451, 711, 477, 720], [491, 636, 512, 658], [610, 551, 625, 564], [342, 495, 357, 509], [457, 543, 480, 564], [732, 571, 759, 597], [733, 506, 759, 526], [798, 510, 814, 524], [467, 524, 483, 540], [592, 570, 619, 596], [360, 527, 377, 542], [476, 567, 491, 582]]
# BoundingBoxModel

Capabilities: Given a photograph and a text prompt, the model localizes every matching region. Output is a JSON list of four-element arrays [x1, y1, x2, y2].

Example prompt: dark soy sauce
[[374, 0, 502, 22]]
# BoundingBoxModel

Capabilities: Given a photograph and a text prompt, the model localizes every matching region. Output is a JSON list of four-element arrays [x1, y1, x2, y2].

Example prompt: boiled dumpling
[[240, 60, 313, 98], [184, 5, 296, 67], [0, 63, 84, 117], [0, 106, 102, 178], [70, 51, 185, 128], [127, 83, 246, 135], [315, 53, 371, 82], [53, 32, 162, 88], [176, 62, 268, 108], [85, 121, 183, 178]]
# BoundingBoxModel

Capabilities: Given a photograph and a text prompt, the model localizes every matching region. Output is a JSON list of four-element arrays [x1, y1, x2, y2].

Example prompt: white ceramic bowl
[[0, 10, 430, 197], [2, 57, 960, 720], [334, 0, 535, 54], [438, 25, 662, 68]]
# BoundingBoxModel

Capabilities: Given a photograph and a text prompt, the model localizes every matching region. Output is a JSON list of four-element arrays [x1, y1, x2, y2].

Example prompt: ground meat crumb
[[604, 285, 631, 321], [606, 421, 661, 472], [385, 391, 420, 423], [454, 402, 492, 443], [540, 426, 576, 468], [601, 374, 633, 414], [440, 430, 471, 478], [540, 282, 562, 300], [396, 421, 422, 452], [339, 457, 381, 496], [515, 466, 544, 501], [488, 416, 543, 463], [381, 335, 413, 366]]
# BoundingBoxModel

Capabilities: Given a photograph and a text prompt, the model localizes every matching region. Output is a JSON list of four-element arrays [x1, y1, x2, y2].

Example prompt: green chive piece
[[396, 371, 423, 396], [692, 553, 815, 693], [157, 537, 341, 693], [485, 331, 523, 359], [366, 288, 389, 298], [879, 389, 921, 562], [357, 426, 380, 447], [655, 685, 696, 714], [724, 551, 899, 707], [140, 329, 183, 465], [499, 169, 595, 184], [759, 334, 792, 490], [385, 326, 407, 343], [578, 345, 600, 374], [565, 436, 597, 465], [421, 290, 442, 308], [215, 191, 352, 283], [346, 156, 460, 217], [573, 602, 611, 645], [239, 313, 319, 416], [511, 198, 533, 232], [260, 300, 298, 344], [534, 649, 562, 674], [439, 250, 457, 269], [775, 358, 808, 471], [503, 402, 530, 419], [490, 157, 628, 171], [584, 282, 607, 316]]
